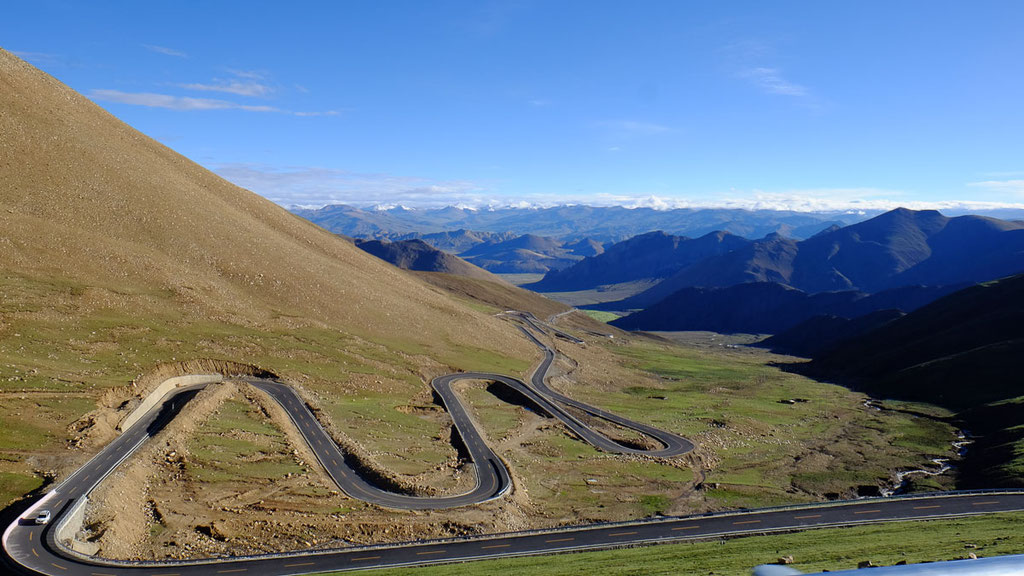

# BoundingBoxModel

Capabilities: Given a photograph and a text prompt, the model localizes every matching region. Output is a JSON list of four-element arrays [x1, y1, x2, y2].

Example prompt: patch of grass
[[187, 398, 303, 483], [638, 494, 671, 515], [0, 471, 44, 506], [0, 396, 95, 451], [334, 513, 1024, 576], [494, 273, 546, 286], [582, 310, 621, 323], [460, 386, 523, 441]]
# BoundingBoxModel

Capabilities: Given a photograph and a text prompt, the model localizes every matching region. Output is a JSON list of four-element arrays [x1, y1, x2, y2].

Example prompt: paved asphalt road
[[4, 317, 1023, 575]]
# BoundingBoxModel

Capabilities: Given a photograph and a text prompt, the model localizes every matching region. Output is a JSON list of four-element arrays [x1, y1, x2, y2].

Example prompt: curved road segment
[[4, 319, 1023, 575]]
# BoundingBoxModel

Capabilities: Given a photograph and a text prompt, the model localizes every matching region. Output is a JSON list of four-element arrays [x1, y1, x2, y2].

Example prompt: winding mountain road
[[3, 316, 1023, 576]]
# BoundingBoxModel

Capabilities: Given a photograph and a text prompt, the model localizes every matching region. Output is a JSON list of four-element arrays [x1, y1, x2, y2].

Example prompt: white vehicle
[[34, 510, 51, 525]]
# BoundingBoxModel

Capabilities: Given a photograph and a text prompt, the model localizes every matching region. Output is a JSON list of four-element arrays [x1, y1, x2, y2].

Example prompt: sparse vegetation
[[570, 337, 958, 508], [187, 398, 304, 483]]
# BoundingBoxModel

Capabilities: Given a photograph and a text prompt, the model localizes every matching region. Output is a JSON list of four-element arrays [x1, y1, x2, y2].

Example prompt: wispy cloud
[[143, 44, 187, 58], [226, 68, 267, 80], [89, 89, 337, 116], [212, 163, 486, 207], [738, 67, 808, 97], [968, 179, 1024, 196], [180, 79, 272, 97], [179, 69, 274, 97]]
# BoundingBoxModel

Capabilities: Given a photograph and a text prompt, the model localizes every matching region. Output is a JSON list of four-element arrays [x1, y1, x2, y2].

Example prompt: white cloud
[[738, 67, 808, 97], [89, 89, 337, 116], [575, 190, 1024, 213], [968, 180, 1024, 196], [143, 44, 187, 58], [448, 190, 1024, 214]]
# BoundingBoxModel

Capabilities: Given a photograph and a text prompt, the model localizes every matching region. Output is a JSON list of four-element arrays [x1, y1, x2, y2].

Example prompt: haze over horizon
[[4, 1, 1024, 212]]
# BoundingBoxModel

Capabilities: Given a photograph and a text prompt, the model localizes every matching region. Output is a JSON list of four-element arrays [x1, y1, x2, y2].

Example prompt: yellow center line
[[284, 562, 316, 568], [416, 550, 447, 555], [972, 501, 1000, 506], [545, 537, 575, 543], [217, 570, 248, 574], [671, 525, 700, 531], [92, 572, 117, 576], [481, 543, 511, 549], [794, 514, 821, 519], [854, 509, 881, 515], [914, 505, 941, 510], [609, 531, 638, 536], [351, 556, 381, 561], [733, 519, 761, 525], [28, 531, 33, 541], [32, 548, 39, 557], [50, 563, 68, 571]]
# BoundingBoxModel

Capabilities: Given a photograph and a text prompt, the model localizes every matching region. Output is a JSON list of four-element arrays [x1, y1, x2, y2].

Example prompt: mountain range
[[292, 203, 874, 244], [527, 230, 748, 292], [554, 209, 1024, 313], [509, 208, 1024, 333]]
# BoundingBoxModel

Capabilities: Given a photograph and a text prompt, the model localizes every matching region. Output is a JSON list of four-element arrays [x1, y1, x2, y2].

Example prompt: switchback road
[[4, 316, 1022, 575]]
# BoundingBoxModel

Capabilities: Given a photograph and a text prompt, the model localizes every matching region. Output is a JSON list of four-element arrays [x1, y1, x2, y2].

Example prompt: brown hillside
[[413, 271, 569, 318], [0, 48, 530, 360]]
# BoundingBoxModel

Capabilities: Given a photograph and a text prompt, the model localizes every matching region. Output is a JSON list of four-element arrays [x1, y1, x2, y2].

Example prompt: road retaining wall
[[118, 374, 224, 431]]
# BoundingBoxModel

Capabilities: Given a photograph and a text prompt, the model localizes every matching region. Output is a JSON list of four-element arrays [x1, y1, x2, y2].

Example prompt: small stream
[[864, 400, 973, 497], [881, 431, 973, 496]]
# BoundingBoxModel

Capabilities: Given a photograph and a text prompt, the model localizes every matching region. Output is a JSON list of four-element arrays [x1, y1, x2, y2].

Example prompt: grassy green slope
[[329, 513, 1024, 576]]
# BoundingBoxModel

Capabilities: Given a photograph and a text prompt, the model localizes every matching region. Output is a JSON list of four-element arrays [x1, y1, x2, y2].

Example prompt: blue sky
[[4, 1, 1024, 211]]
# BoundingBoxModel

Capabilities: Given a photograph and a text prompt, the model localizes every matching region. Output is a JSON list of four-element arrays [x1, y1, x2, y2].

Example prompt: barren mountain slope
[[0, 48, 530, 359], [0, 48, 536, 515]]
